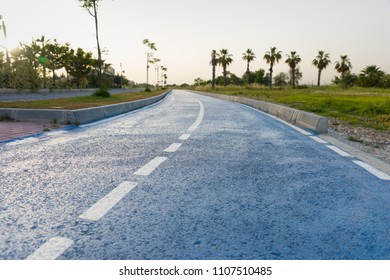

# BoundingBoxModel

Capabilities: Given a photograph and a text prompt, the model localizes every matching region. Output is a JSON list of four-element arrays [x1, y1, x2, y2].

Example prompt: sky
[[1, 0, 390, 85]]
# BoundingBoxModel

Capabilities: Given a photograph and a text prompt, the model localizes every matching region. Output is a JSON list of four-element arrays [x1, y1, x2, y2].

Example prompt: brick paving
[[0, 121, 65, 142]]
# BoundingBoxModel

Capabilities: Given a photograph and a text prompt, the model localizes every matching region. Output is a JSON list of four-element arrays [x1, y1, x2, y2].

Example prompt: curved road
[[0, 90, 389, 260]]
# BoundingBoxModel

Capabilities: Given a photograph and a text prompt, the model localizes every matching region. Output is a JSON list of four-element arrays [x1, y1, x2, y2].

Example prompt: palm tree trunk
[[212, 64, 215, 88], [246, 61, 250, 85], [269, 66, 273, 89], [292, 66, 296, 88], [223, 65, 227, 87], [317, 69, 322, 87]]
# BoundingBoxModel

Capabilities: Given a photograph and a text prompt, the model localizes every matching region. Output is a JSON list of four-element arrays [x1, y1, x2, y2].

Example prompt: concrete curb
[[192, 91, 328, 134], [0, 90, 171, 125]]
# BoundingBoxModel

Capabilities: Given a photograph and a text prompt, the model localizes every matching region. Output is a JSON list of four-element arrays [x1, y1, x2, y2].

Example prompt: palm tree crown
[[242, 48, 256, 84], [285, 51, 301, 87], [263, 47, 282, 89], [334, 55, 352, 79], [217, 49, 233, 87], [360, 65, 384, 87], [312, 50, 331, 87]]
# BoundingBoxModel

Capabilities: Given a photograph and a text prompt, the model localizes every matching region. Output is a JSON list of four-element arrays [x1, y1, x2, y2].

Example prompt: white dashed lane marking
[[134, 156, 168, 176], [327, 145, 353, 157], [79, 181, 138, 221], [26, 237, 73, 260], [310, 136, 328, 144], [353, 160, 390, 180], [179, 133, 191, 140], [164, 143, 182, 153]]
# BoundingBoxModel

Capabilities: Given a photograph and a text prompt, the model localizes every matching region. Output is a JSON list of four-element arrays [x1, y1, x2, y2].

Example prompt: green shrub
[[92, 88, 111, 98]]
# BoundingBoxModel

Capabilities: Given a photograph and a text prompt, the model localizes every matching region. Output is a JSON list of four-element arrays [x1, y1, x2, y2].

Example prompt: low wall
[[193, 91, 328, 134], [0, 91, 170, 125]]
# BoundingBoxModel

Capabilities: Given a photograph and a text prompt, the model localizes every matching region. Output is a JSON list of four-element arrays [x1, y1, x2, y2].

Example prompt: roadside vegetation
[[191, 85, 390, 131], [190, 47, 390, 134], [0, 89, 167, 110]]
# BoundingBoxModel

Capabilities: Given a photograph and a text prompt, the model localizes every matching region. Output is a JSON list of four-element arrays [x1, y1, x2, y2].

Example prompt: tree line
[[0, 36, 130, 91], [202, 47, 390, 88]]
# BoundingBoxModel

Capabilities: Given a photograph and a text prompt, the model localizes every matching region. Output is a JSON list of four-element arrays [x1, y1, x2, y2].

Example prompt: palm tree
[[334, 55, 352, 79], [217, 49, 233, 87], [263, 47, 282, 89], [360, 65, 384, 87], [242, 49, 256, 84], [285, 51, 301, 87], [312, 50, 331, 87], [210, 50, 217, 88]]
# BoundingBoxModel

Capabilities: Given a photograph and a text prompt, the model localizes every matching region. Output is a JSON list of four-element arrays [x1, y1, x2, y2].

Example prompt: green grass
[[192, 85, 390, 131], [0, 90, 168, 110]]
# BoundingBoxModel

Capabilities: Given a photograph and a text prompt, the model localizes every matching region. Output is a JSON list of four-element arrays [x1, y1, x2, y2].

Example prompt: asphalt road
[[0, 90, 389, 260]]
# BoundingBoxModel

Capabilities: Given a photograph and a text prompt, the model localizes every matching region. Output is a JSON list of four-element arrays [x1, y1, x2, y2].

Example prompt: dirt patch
[[328, 117, 390, 165]]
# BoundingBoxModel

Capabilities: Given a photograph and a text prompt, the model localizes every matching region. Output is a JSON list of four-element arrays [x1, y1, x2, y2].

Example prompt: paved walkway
[[0, 121, 65, 143]]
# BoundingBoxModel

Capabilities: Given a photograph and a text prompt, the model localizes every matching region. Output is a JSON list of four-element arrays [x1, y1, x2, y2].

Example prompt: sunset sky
[[1, 0, 390, 85]]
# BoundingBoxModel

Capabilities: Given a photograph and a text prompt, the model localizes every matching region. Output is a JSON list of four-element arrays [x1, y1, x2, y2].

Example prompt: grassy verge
[[192, 85, 390, 131], [0, 90, 168, 110]]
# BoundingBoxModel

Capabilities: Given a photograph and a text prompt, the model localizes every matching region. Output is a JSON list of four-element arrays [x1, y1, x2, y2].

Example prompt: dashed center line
[[164, 143, 182, 153], [179, 133, 191, 140], [353, 160, 390, 180], [79, 181, 138, 221], [134, 156, 168, 176], [26, 237, 73, 260], [327, 145, 353, 157]]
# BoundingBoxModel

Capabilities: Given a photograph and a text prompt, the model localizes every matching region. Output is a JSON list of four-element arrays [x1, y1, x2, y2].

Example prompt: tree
[[242, 49, 256, 85], [210, 50, 217, 88], [289, 67, 303, 86], [143, 38, 157, 91], [358, 65, 384, 87], [45, 40, 70, 87], [78, 0, 104, 90], [160, 66, 167, 88], [0, 15, 11, 87], [34, 36, 51, 88], [285, 51, 301, 87], [273, 72, 289, 87], [263, 47, 282, 89], [312, 50, 331, 87], [217, 49, 233, 87], [10, 42, 41, 91], [334, 55, 352, 79], [64, 48, 94, 88]]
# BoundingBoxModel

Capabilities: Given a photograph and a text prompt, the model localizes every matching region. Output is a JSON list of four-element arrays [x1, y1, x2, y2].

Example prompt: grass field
[[192, 85, 390, 131], [0, 90, 167, 110]]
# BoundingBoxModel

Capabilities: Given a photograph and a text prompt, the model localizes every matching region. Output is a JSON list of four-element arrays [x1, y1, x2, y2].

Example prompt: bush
[[92, 88, 111, 98]]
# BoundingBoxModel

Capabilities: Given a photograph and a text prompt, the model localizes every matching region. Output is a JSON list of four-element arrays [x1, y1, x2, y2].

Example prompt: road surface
[[0, 90, 389, 260]]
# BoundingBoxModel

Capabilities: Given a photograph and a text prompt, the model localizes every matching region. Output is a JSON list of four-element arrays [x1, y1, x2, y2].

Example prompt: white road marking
[[79, 181, 138, 221], [164, 143, 182, 153], [179, 133, 191, 140], [327, 145, 353, 157], [187, 98, 204, 132], [286, 123, 312, 135], [353, 160, 390, 180], [310, 136, 328, 144], [134, 156, 168, 176], [26, 237, 73, 260]]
